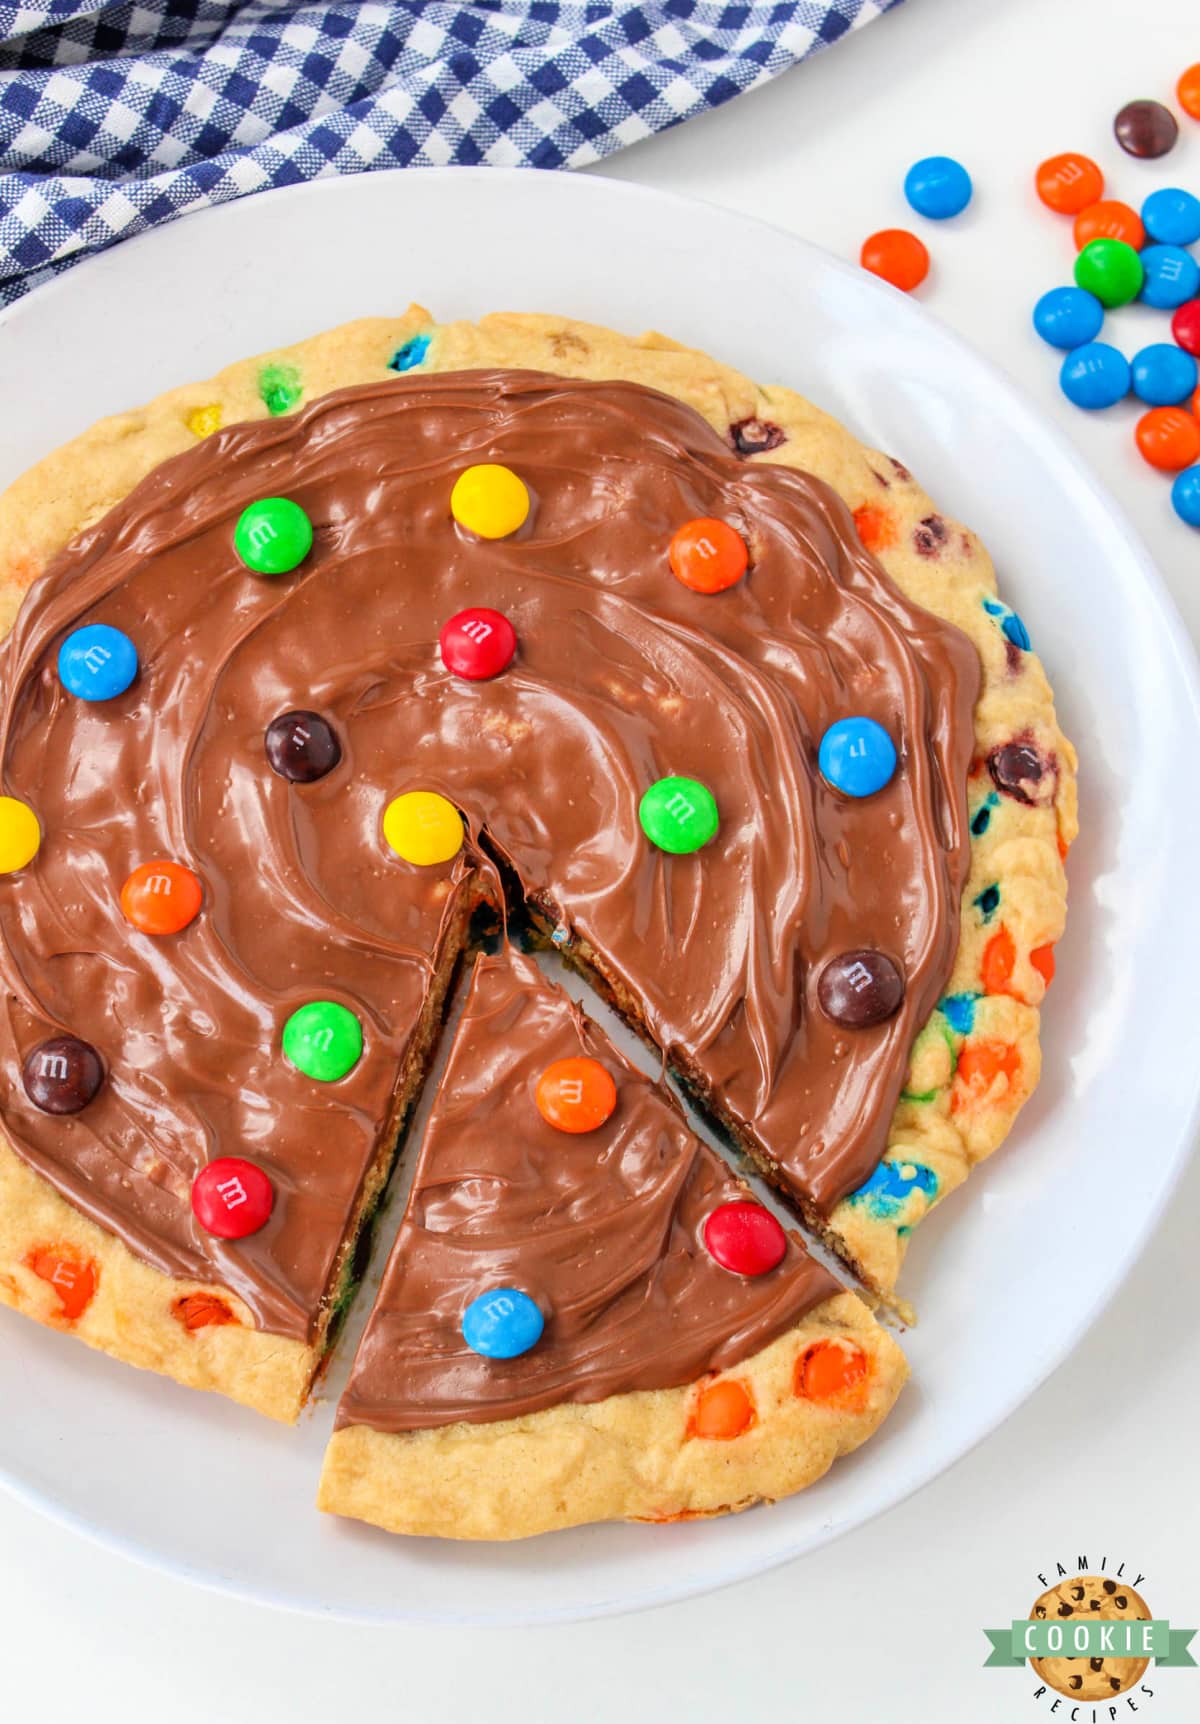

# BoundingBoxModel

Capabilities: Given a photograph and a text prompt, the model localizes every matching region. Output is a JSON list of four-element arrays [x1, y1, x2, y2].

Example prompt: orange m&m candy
[[668, 517, 748, 594], [1178, 64, 1200, 120], [535, 1056, 617, 1133], [688, 1376, 756, 1440], [793, 1339, 869, 1410], [1073, 200, 1145, 252], [1136, 406, 1200, 471], [1036, 153, 1104, 215], [120, 860, 203, 935], [860, 228, 929, 292]]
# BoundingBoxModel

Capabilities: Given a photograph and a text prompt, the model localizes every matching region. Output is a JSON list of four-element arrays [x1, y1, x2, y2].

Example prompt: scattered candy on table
[[21, 1035, 104, 1114], [234, 496, 313, 575], [1172, 467, 1200, 527], [281, 1000, 363, 1082], [120, 860, 203, 935], [58, 623, 138, 702], [1035, 152, 1104, 214], [534, 1057, 617, 1133], [818, 716, 897, 798], [1032, 286, 1104, 349], [1074, 237, 1143, 307], [1172, 300, 1200, 355], [638, 775, 720, 853], [1136, 407, 1200, 471], [1180, 64, 1200, 121], [1114, 98, 1179, 159], [903, 155, 972, 220], [439, 607, 518, 679], [1130, 343, 1199, 407], [461, 1288, 544, 1359], [860, 228, 929, 292], [1073, 200, 1144, 251], [668, 517, 748, 593], [1142, 188, 1200, 247], [450, 463, 530, 539], [191, 1157, 275, 1239], [1059, 342, 1130, 410], [0, 795, 40, 873], [382, 790, 464, 866], [1139, 243, 1200, 309], [703, 1201, 787, 1276]]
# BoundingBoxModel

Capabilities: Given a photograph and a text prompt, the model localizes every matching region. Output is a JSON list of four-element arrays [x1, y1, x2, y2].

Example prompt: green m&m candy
[[1074, 238, 1144, 308], [282, 1001, 362, 1082], [234, 497, 313, 575], [638, 776, 719, 855]]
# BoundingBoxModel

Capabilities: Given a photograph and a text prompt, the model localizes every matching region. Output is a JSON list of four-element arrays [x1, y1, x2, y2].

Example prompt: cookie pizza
[[320, 948, 906, 1538], [0, 310, 1074, 1465]]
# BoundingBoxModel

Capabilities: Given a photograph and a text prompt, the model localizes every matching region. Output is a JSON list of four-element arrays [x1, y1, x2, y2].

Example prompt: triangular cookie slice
[[319, 948, 906, 1540]]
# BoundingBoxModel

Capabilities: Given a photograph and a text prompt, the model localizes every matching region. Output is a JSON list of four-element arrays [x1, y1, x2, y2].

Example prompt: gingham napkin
[[0, 2, 903, 307]]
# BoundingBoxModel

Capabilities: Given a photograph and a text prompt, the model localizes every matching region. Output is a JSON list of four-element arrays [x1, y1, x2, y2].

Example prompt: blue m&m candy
[[58, 624, 138, 701], [1059, 342, 1130, 410], [1141, 188, 1200, 247], [462, 1288, 544, 1359], [903, 155, 972, 220], [1172, 467, 1200, 529], [1139, 244, 1200, 310], [818, 716, 897, 798], [1131, 343, 1198, 407], [1032, 286, 1104, 350]]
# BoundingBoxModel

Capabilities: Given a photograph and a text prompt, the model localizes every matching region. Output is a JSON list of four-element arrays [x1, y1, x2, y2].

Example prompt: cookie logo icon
[[1029, 1576, 1151, 1699]]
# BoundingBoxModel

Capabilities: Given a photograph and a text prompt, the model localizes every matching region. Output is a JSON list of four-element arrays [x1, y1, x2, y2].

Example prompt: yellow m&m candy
[[383, 791, 463, 866], [0, 796, 40, 873], [450, 464, 529, 540]]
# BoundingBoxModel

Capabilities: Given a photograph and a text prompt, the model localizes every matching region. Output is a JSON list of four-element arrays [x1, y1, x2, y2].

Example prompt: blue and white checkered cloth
[[0, 2, 903, 307]]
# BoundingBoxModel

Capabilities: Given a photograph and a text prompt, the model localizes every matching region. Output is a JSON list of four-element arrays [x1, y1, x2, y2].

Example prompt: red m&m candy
[[703, 1201, 787, 1276], [191, 1158, 274, 1240], [439, 607, 517, 680], [121, 861, 203, 935], [1171, 300, 1200, 356]]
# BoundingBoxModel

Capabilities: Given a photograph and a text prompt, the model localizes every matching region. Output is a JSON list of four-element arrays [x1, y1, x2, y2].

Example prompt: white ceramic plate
[[1, 169, 1198, 1626]]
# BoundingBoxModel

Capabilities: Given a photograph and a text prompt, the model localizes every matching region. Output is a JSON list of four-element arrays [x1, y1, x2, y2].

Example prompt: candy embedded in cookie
[[535, 1057, 617, 1133], [382, 790, 464, 866], [439, 607, 517, 681], [462, 1288, 545, 1360], [58, 624, 138, 702], [233, 497, 313, 575], [282, 1002, 363, 1083], [638, 776, 719, 853], [265, 710, 342, 783], [120, 861, 203, 935], [22, 1036, 104, 1115], [191, 1158, 274, 1241]]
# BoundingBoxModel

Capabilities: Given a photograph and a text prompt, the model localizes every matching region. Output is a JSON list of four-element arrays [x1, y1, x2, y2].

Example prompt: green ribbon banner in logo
[[984, 1621, 1197, 1669]]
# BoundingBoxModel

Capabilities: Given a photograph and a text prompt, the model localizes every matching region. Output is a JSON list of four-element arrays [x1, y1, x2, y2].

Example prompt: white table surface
[[3, 0, 1198, 1718]]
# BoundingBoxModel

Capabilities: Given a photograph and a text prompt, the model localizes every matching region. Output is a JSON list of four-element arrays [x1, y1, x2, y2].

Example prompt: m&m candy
[[1172, 301, 1200, 356], [0, 796, 40, 873], [234, 497, 313, 575], [535, 1056, 617, 1133], [903, 155, 972, 220], [1142, 188, 1200, 247], [120, 861, 203, 935], [818, 717, 897, 798], [1180, 64, 1200, 120], [1114, 98, 1179, 159], [282, 1000, 363, 1082], [439, 607, 517, 679], [461, 1288, 544, 1359], [817, 950, 905, 1027], [1035, 153, 1103, 215], [860, 229, 929, 292], [450, 464, 529, 539], [383, 790, 463, 866], [1073, 200, 1144, 251], [191, 1157, 274, 1240], [1130, 344, 1198, 407], [58, 624, 138, 702], [668, 518, 748, 594], [1139, 244, 1200, 310], [1172, 467, 1200, 528], [1135, 408, 1200, 472], [1074, 239, 1143, 308], [265, 710, 341, 783], [22, 1035, 104, 1115], [638, 776, 719, 854], [703, 1202, 787, 1277], [1059, 342, 1130, 410], [1032, 286, 1103, 350]]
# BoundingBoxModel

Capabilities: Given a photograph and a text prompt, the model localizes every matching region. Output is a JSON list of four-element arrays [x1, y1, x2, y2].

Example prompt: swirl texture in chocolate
[[0, 369, 979, 1345]]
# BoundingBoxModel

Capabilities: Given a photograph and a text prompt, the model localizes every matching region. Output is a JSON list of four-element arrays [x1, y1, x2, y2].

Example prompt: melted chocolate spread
[[0, 370, 978, 1350]]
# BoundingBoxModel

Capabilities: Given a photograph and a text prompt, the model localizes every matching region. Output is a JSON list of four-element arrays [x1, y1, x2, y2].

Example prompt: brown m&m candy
[[22, 1036, 104, 1115], [1114, 100, 1179, 159], [265, 710, 342, 783], [988, 741, 1047, 805], [817, 950, 904, 1028]]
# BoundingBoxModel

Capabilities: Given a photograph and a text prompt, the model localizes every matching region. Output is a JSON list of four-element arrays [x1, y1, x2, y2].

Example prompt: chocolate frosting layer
[[0, 369, 978, 1344], [336, 949, 840, 1433]]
